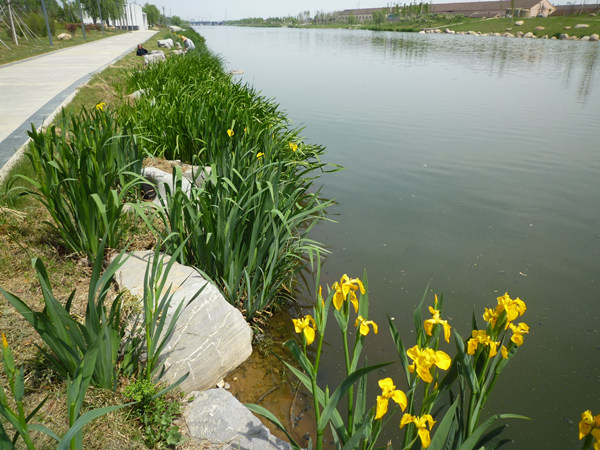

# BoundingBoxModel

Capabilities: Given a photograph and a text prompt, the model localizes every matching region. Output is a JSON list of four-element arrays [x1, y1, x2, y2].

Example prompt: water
[[195, 26, 600, 448]]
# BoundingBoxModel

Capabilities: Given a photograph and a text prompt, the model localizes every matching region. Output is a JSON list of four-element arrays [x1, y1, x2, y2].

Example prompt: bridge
[[189, 21, 225, 26]]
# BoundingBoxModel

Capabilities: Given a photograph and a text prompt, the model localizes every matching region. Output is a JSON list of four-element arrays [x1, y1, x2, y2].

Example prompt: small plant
[[123, 379, 185, 448], [0, 334, 128, 450]]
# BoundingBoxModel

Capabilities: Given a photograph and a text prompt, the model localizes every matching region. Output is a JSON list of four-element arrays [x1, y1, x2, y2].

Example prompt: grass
[[0, 30, 187, 448], [0, 28, 126, 66]]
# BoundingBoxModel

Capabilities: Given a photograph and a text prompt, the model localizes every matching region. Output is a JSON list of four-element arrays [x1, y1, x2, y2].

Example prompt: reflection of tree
[[577, 46, 599, 102], [365, 32, 598, 101]]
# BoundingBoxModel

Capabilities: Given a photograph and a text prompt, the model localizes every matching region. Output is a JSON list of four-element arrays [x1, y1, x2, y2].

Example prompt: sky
[[148, 0, 574, 22]]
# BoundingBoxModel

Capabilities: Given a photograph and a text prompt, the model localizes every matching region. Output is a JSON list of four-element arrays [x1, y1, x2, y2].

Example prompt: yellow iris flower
[[1, 332, 7, 349], [467, 330, 500, 358], [292, 315, 316, 345], [95, 102, 106, 111], [375, 378, 407, 419], [406, 345, 451, 384], [289, 142, 298, 152], [354, 316, 378, 336], [227, 129, 234, 137], [400, 413, 436, 448], [579, 410, 600, 440], [484, 293, 526, 328], [256, 152, 265, 160], [509, 322, 529, 346], [424, 304, 451, 343], [332, 274, 365, 312]]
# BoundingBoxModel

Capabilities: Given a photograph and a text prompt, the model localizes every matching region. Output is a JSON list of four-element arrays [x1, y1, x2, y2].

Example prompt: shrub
[[16, 106, 143, 260], [64, 22, 78, 34]]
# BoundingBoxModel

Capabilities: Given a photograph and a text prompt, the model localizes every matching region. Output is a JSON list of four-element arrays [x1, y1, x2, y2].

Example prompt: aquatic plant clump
[[250, 276, 531, 449], [123, 32, 332, 318]]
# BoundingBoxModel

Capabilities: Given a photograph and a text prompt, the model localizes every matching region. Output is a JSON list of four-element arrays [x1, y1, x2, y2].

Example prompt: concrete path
[[0, 30, 157, 172]]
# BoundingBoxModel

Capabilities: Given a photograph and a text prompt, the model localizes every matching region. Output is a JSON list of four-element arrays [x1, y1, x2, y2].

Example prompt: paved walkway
[[0, 30, 157, 171]]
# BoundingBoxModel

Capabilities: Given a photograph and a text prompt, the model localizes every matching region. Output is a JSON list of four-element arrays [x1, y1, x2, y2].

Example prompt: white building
[[114, 3, 148, 30]]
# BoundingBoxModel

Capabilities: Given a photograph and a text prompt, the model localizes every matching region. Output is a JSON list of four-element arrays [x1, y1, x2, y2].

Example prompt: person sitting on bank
[[136, 44, 149, 56], [180, 35, 195, 51]]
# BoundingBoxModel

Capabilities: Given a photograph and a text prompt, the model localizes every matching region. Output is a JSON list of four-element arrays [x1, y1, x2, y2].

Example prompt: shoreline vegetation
[[227, 15, 600, 40], [0, 24, 596, 449], [0, 25, 329, 448]]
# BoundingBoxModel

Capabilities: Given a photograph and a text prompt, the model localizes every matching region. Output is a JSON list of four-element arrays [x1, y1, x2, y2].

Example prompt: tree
[[143, 3, 160, 26], [171, 15, 182, 26], [372, 10, 386, 28], [80, 0, 125, 24], [347, 13, 357, 26]]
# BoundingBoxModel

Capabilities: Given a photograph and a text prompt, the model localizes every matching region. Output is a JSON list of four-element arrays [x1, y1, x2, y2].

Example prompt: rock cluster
[[420, 27, 600, 41]]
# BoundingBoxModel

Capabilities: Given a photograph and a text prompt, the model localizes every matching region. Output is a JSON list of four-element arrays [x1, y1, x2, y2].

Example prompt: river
[[195, 25, 600, 449]]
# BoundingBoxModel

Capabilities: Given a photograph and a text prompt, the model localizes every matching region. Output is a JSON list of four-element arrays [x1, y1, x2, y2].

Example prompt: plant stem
[[342, 329, 355, 433]]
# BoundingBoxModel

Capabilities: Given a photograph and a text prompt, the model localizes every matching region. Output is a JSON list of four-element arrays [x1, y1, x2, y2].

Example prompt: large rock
[[559, 33, 569, 40], [185, 388, 292, 449], [141, 165, 211, 205], [57, 33, 71, 40], [575, 23, 590, 28], [144, 51, 165, 65], [515, 20, 524, 26], [590, 34, 599, 41], [157, 38, 174, 48], [113, 251, 253, 393]]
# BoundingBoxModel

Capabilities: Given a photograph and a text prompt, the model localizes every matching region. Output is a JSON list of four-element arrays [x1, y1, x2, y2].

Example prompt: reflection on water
[[197, 26, 600, 449]]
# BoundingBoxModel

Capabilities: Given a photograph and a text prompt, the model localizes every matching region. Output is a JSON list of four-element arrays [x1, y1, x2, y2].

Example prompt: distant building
[[337, 0, 555, 22], [338, 7, 392, 23], [431, 0, 555, 18], [114, 4, 148, 30], [551, 3, 600, 15]]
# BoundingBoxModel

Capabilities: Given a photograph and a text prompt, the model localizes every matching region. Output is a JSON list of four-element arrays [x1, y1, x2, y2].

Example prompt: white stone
[[170, 25, 183, 32], [141, 166, 193, 205], [57, 33, 72, 40], [144, 51, 165, 65], [535, 26, 545, 30], [157, 38, 174, 48], [574, 23, 590, 28], [581, 35, 591, 41], [590, 34, 600, 41], [171, 49, 185, 55], [516, 31, 524, 37], [113, 251, 253, 393], [185, 389, 292, 449], [559, 33, 569, 40], [524, 32, 535, 38], [515, 20, 524, 26]]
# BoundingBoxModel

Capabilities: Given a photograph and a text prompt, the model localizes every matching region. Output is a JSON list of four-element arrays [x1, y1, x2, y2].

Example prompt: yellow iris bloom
[[289, 142, 298, 152], [424, 305, 451, 343], [332, 274, 365, 312], [256, 152, 265, 160], [95, 102, 106, 111], [375, 377, 407, 419], [509, 322, 529, 346], [227, 129, 234, 137], [400, 413, 436, 448], [1, 332, 7, 349], [467, 330, 500, 358], [484, 293, 526, 328], [355, 316, 378, 336], [406, 345, 451, 384], [292, 315, 316, 345], [579, 410, 600, 440]]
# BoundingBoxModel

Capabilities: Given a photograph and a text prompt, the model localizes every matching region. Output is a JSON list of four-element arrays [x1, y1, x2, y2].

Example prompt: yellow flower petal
[[375, 395, 388, 419], [227, 129, 234, 137]]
